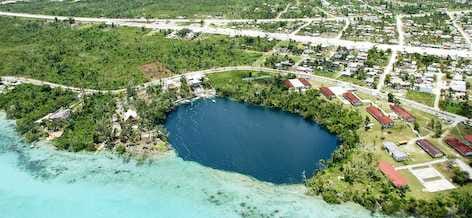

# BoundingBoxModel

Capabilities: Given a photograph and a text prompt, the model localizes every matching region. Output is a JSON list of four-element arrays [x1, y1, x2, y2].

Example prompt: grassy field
[[0, 17, 275, 89], [0, 0, 291, 19], [405, 90, 435, 107]]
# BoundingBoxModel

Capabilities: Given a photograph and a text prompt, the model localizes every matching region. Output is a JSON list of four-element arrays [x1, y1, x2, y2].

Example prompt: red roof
[[366, 106, 394, 127], [319, 87, 335, 98], [445, 138, 472, 157], [283, 80, 294, 88], [378, 160, 408, 188], [390, 104, 415, 122], [299, 78, 311, 87], [416, 139, 443, 158], [464, 135, 472, 144], [343, 92, 362, 106], [283, 78, 311, 89]]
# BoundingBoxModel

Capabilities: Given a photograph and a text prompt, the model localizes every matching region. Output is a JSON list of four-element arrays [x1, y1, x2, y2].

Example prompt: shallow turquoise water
[[0, 113, 383, 218]]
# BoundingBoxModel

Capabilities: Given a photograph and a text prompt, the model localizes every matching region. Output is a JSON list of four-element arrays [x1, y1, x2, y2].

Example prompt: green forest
[[0, 0, 291, 19], [0, 17, 276, 89]]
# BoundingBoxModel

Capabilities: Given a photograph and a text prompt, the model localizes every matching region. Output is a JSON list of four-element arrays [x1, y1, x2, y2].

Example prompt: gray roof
[[383, 141, 408, 161]]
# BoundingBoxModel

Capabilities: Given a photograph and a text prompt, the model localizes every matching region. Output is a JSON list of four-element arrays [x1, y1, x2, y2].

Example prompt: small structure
[[49, 108, 71, 120], [319, 87, 335, 99], [342, 92, 362, 106], [390, 104, 415, 122], [383, 141, 408, 161], [366, 106, 394, 128], [378, 160, 408, 188], [416, 139, 443, 158], [445, 138, 472, 157], [283, 78, 311, 92], [124, 109, 138, 121], [187, 73, 204, 87]]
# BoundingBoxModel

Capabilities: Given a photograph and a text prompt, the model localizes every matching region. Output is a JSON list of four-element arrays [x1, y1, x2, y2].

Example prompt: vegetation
[[366, 48, 390, 67], [0, 17, 271, 89], [0, 84, 76, 142], [406, 90, 435, 107], [55, 94, 116, 152], [0, 0, 291, 19]]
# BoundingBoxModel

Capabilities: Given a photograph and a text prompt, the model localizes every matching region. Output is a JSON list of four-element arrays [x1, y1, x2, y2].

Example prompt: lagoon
[[165, 98, 340, 184], [0, 113, 383, 218]]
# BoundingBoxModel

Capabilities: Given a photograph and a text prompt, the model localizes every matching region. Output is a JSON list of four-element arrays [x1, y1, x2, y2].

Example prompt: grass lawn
[[405, 90, 435, 107]]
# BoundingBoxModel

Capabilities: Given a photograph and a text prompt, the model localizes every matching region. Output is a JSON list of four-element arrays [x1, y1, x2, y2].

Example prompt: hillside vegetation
[[0, 17, 274, 89]]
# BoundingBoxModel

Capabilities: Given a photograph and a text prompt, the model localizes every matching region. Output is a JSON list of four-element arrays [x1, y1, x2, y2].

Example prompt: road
[[446, 10, 472, 50], [3, 66, 468, 123], [377, 15, 403, 91], [1, 11, 472, 59]]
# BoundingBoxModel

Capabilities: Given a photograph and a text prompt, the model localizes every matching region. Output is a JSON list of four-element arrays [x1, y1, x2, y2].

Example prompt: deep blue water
[[165, 98, 340, 184]]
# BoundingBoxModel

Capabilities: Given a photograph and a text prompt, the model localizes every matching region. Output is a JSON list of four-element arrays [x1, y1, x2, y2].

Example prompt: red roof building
[[366, 106, 394, 128], [416, 139, 443, 158], [343, 92, 362, 106], [319, 87, 335, 99], [464, 135, 472, 145], [445, 138, 472, 157], [390, 104, 415, 122], [283, 78, 311, 92], [378, 160, 408, 188]]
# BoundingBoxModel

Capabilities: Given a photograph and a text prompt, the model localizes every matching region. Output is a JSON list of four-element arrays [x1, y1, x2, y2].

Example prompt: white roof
[[288, 79, 305, 88]]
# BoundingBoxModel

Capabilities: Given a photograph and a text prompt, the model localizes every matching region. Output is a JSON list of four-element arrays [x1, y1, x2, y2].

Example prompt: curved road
[[2, 66, 468, 123]]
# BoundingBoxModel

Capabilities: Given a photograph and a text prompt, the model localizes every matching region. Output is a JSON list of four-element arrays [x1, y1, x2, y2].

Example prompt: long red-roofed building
[[416, 139, 443, 158], [319, 87, 335, 99], [445, 138, 472, 157], [390, 104, 415, 122], [378, 160, 408, 188], [283, 78, 311, 92], [464, 135, 472, 145], [343, 92, 362, 106], [366, 106, 394, 128]]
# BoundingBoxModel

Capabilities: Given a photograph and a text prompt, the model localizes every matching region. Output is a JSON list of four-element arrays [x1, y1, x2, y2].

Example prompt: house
[[343, 92, 362, 106], [390, 104, 415, 122], [383, 141, 408, 161], [319, 87, 335, 99], [465, 135, 472, 146], [367, 106, 394, 128], [124, 109, 138, 121], [416, 139, 443, 158], [283, 78, 311, 92], [378, 160, 408, 188], [187, 73, 204, 87], [445, 138, 472, 157]]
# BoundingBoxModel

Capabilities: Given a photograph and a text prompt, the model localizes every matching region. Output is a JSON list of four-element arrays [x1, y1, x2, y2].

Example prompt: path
[[3, 66, 468, 123], [377, 15, 403, 91], [395, 158, 448, 170], [446, 10, 472, 49], [276, 3, 291, 19]]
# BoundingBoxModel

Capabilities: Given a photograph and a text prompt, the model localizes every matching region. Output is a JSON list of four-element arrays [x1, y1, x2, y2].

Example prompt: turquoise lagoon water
[[0, 113, 383, 218]]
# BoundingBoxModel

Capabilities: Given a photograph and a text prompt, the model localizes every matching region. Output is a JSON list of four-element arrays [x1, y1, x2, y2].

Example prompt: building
[[378, 160, 408, 188], [367, 106, 394, 128], [283, 78, 311, 92], [390, 104, 415, 122], [464, 135, 472, 146], [416, 139, 443, 158], [343, 92, 362, 106], [319, 87, 335, 99], [445, 138, 472, 157], [383, 141, 408, 161]]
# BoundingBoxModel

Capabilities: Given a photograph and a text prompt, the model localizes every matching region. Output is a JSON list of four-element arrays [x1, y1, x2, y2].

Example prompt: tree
[[414, 121, 420, 132], [452, 168, 470, 186], [434, 120, 442, 138]]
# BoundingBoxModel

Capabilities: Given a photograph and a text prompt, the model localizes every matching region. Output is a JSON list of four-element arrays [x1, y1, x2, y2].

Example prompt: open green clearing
[[405, 90, 435, 107], [0, 0, 291, 19], [0, 17, 276, 89]]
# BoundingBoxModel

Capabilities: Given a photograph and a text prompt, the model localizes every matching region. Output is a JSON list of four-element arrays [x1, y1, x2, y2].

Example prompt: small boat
[[211, 99, 216, 103]]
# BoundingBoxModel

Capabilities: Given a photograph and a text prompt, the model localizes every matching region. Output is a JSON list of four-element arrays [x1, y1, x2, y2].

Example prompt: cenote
[[165, 97, 341, 184]]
